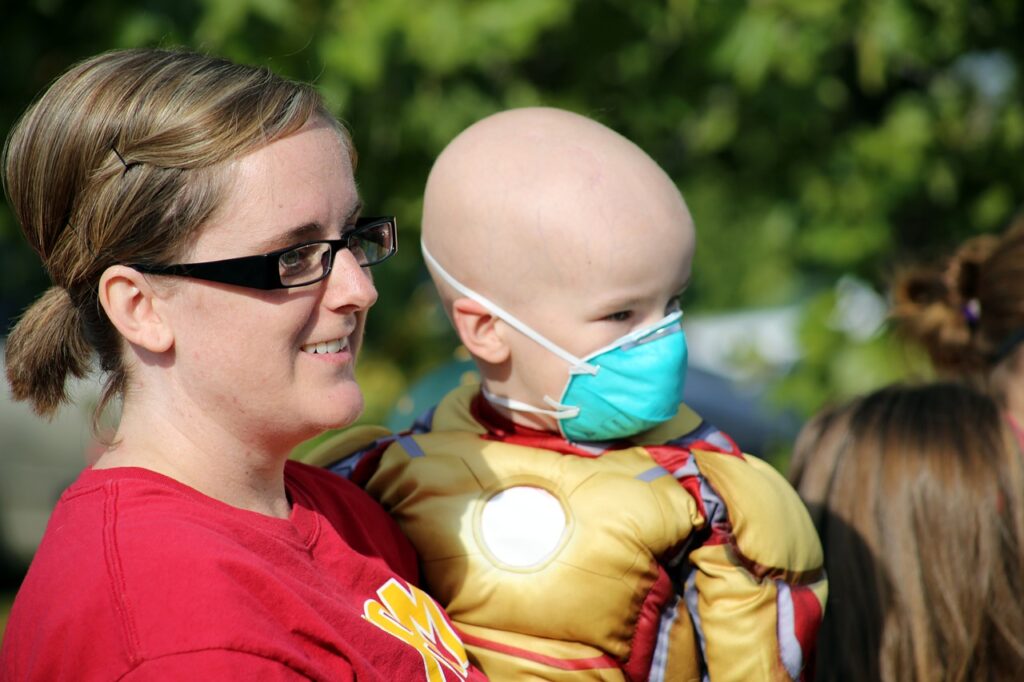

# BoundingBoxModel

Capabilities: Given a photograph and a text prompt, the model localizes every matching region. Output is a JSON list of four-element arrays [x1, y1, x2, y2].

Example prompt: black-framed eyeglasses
[[130, 216, 397, 290]]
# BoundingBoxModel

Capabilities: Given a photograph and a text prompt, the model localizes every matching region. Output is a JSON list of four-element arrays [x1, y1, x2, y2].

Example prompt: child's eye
[[605, 311, 632, 322], [666, 294, 683, 313]]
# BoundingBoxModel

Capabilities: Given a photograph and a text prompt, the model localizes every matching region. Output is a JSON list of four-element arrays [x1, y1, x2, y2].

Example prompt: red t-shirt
[[0, 461, 486, 681]]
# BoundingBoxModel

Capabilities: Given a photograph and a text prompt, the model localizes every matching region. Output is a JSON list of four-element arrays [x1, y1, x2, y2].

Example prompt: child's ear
[[451, 298, 510, 365], [98, 265, 174, 353]]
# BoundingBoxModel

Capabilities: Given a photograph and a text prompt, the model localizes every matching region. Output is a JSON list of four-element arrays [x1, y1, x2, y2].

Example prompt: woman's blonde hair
[[790, 383, 1024, 681], [3, 48, 350, 421]]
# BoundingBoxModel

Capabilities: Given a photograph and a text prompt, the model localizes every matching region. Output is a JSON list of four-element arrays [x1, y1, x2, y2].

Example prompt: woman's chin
[[317, 385, 365, 430]]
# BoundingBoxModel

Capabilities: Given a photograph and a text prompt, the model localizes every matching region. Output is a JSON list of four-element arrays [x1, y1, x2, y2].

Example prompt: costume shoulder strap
[[635, 401, 732, 451]]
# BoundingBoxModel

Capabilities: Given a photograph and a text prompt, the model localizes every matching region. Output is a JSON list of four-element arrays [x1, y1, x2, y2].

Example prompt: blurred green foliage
[[1, 592, 10, 639], [2, 0, 1022, 428]]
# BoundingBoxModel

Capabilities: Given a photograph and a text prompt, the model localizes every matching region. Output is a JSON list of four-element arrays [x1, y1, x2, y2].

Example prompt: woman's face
[[158, 121, 377, 447]]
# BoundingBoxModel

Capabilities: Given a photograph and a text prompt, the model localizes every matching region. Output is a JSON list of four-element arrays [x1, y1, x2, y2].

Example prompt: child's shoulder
[[294, 384, 484, 473], [295, 424, 394, 468], [639, 401, 742, 454], [639, 403, 823, 575]]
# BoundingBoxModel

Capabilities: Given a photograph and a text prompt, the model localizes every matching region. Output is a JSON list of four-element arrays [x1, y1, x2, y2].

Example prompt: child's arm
[[675, 449, 826, 682]]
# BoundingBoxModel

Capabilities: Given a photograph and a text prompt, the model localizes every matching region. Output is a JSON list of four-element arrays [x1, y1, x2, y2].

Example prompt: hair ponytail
[[5, 286, 92, 417]]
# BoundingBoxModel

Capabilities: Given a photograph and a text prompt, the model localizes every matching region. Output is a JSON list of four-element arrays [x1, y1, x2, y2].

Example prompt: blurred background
[[2, 0, 1023, 634]]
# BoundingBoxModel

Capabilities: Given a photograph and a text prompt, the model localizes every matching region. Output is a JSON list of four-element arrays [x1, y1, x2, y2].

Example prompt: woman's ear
[[98, 265, 174, 353], [451, 298, 510, 365]]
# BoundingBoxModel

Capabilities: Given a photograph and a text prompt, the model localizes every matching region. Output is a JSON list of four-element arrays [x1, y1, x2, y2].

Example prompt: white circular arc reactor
[[478, 486, 568, 568]]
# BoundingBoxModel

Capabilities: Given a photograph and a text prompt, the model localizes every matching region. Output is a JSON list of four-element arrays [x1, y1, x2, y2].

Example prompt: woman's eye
[[279, 244, 320, 274], [280, 250, 303, 270]]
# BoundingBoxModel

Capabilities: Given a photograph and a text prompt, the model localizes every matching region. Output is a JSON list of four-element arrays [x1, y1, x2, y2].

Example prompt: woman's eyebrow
[[340, 200, 364, 232], [256, 223, 322, 252], [255, 199, 365, 252]]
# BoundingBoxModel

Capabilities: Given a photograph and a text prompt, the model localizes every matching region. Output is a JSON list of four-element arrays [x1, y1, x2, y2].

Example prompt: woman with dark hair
[[789, 382, 1024, 681]]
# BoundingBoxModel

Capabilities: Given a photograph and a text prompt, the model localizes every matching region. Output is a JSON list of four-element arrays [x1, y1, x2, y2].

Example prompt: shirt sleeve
[[118, 649, 348, 681], [677, 450, 827, 682]]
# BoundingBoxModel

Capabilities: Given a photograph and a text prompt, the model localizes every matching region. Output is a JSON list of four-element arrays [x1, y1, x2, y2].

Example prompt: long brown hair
[[3, 48, 350, 422], [790, 383, 1024, 681]]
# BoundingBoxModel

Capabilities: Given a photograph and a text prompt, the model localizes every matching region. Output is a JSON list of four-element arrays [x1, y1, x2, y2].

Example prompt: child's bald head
[[421, 108, 696, 429], [422, 107, 694, 312]]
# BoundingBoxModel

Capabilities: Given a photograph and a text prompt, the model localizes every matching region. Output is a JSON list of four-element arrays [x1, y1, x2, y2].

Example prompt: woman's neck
[[94, 398, 295, 519]]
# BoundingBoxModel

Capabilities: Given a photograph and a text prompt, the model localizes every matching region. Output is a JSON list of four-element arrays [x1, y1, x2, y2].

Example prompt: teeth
[[302, 338, 349, 354]]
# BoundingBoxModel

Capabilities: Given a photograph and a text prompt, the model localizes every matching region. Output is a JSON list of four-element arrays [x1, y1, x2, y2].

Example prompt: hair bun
[[890, 261, 983, 375], [945, 235, 999, 305], [891, 230, 1020, 374]]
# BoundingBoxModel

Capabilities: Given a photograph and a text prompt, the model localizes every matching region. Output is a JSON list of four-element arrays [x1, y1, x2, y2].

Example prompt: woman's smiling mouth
[[300, 337, 350, 355]]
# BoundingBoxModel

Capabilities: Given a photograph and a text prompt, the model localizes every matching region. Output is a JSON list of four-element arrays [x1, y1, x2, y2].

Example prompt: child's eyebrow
[[595, 295, 641, 311]]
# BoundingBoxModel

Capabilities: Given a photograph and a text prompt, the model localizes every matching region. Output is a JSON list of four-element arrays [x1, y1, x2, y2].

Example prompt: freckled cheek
[[178, 298, 297, 367]]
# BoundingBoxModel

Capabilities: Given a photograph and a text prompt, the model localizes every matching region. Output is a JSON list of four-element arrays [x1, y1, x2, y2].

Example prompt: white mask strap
[[422, 239, 596, 374], [481, 386, 581, 420]]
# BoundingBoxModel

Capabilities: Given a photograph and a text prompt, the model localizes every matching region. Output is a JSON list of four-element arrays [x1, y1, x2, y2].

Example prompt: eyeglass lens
[[277, 222, 394, 287]]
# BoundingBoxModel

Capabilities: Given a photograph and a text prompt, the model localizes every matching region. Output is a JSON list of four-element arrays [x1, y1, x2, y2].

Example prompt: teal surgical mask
[[422, 241, 688, 442]]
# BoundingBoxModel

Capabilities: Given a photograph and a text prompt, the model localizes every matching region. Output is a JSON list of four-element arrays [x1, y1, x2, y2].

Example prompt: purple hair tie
[[963, 298, 981, 327]]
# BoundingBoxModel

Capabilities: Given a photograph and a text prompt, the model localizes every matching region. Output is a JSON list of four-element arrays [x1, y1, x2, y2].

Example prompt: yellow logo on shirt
[[363, 579, 470, 681]]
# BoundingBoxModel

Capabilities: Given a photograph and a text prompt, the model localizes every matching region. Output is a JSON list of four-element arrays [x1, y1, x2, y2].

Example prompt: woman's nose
[[323, 249, 378, 311]]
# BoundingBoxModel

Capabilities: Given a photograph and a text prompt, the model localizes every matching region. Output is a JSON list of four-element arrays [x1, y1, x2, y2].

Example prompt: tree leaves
[[2, 0, 1022, 426]]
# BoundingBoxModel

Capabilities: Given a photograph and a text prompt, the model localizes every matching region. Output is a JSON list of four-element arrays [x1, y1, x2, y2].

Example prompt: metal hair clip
[[110, 145, 137, 174]]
